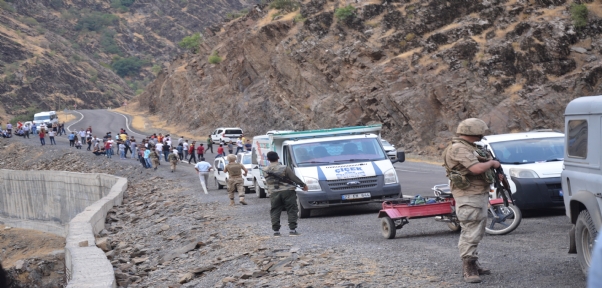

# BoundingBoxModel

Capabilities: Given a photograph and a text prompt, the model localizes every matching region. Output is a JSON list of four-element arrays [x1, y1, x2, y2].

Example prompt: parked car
[[236, 152, 255, 193], [211, 127, 243, 144], [562, 95, 602, 275], [477, 130, 565, 210], [381, 139, 396, 160], [214, 156, 228, 189]]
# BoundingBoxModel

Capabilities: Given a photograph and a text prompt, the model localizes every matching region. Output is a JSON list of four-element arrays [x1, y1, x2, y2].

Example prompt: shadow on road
[[308, 203, 383, 218], [520, 207, 566, 218]]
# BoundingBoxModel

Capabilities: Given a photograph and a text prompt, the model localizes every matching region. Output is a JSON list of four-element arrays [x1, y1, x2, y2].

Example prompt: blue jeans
[[131, 147, 137, 158], [107, 148, 113, 158], [164, 150, 169, 161], [49, 136, 56, 145], [40, 138, 45, 145], [120, 151, 125, 159], [235, 147, 244, 154], [145, 158, 152, 168]]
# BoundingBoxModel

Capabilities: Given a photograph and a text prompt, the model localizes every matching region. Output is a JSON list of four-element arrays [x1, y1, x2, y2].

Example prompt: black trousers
[[207, 145, 213, 153], [188, 153, 197, 164]]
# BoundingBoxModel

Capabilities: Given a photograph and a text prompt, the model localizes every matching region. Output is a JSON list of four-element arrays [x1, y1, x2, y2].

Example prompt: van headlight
[[303, 177, 322, 191], [384, 168, 398, 184], [509, 168, 539, 178]]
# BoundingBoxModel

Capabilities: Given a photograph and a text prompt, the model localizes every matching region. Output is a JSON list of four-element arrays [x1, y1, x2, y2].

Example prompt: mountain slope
[[136, 0, 602, 155]]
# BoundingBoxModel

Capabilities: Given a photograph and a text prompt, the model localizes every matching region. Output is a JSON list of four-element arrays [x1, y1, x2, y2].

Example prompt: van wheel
[[297, 197, 310, 218], [255, 180, 266, 198], [576, 210, 597, 275], [216, 178, 224, 189], [245, 186, 251, 194]]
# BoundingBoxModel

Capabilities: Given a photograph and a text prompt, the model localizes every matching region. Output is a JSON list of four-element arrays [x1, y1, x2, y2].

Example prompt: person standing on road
[[168, 149, 179, 172], [68, 132, 75, 147], [60, 122, 66, 135], [155, 141, 163, 164], [217, 144, 225, 157], [104, 140, 113, 159], [23, 125, 30, 139], [197, 144, 205, 160], [442, 118, 499, 283], [32, 123, 37, 135], [150, 148, 161, 171], [130, 137, 137, 159], [86, 135, 92, 151], [48, 129, 56, 145], [235, 137, 244, 154], [143, 147, 152, 169], [206, 135, 213, 153], [188, 141, 197, 164], [39, 129, 46, 145], [177, 143, 184, 160], [194, 157, 213, 195], [163, 142, 171, 162], [245, 140, 252, 152], [183, 140, 189, 161], [227, 141, 234, 155], [119, 141, 126, 159], [223, 154, 249, 206], [263, 151, 308, 237]]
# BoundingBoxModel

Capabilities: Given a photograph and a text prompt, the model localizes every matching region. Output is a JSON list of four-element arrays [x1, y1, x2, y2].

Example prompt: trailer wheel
[[447, 221, 461, 232], [576, 209, 597, 275], [381, 217, 396, 239]]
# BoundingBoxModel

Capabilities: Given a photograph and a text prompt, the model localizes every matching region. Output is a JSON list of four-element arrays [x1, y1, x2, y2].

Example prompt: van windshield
[[292, 138, 386, 166], [241, 154, 251, 164], [490, 137, 565, 164], [34, 115, 51, 121]]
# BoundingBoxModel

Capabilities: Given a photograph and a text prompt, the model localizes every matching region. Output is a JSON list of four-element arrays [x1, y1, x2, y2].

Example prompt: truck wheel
[[255, 180, 266, 198], [576, 210, 598, 275], [297, 197, 310, 218], [447, 221, 461, 232], [381, 217, 396, 239], [216, 178, 224, 189]]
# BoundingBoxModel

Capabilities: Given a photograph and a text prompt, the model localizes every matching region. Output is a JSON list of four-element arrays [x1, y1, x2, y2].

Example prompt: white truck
[[251, 124, 404, 218], [33, 111, 58, 131], [562, 95, 602, 275]]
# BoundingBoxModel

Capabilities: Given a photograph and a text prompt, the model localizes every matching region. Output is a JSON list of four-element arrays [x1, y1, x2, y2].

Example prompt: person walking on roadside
[[183, 140, 189, 161], [207, 135, 213, 153], [442, 118, 499, 283], [48, 129, 56, 145], [150, 148, 161, 171], [168, 149, 179, 172], [227, 141, 234, 155], [263, 151, 308, 237], [143, 147, 152, 169], [39, 129, 46, 145], [32, 123, 37, 135], [197, 144, 205, 160], [223, 154, 249, 206], [104, 140, 113, 159], [217, 144, 225, 157], [79, 129, 86, 142], [23, 125, 30, 139], [235, 137, 244, 154], [86, 135, 92, 151], [119, 141, 126, 159], [178, 136, 184, 145], [194, 157, 213, 195], [130, 137, 137, 159], [155, 141, 164, 164], [177, 143, 184, 160], [188, 141, 197, 164], [163, 142, 171, 162], [60, 122, 66, 135], [68, 132, 76, 147]]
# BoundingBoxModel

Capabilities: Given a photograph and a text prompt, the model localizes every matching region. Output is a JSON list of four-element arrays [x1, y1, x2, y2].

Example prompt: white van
[[251, 124, 404, 218], [33, 111, 58, 131], [477, 130, 565, 210]]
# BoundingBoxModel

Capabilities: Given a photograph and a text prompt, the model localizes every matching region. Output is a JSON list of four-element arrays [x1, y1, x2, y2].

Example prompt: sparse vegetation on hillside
[[570, 3, 588, 29], [208, 51, 222, 64], [294, 13, 306, 23], [226, 8, 248, 20], [75, 12, 119, 31], [178, 33, 203, 53], [111, 57, 144, 77], [269, 0, 299, 12], [335, 5, 355, 21], [0, 0, 15, 12]]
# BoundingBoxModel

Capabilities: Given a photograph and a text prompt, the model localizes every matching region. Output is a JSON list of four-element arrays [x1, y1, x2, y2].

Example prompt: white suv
[[211, 127, 243, 144], [477, 130, 565, 210]]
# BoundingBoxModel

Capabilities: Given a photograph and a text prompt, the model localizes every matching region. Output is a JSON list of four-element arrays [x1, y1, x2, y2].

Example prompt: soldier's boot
[[475, 260, 491, 275], [462, 257, 482, 283], [239, 197, 247, 205], [229, 199, 235, 206]]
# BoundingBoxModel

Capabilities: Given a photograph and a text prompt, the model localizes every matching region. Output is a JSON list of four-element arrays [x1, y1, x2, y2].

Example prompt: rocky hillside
[[0, 0, 253, 122], [136, 0, 602, 155]]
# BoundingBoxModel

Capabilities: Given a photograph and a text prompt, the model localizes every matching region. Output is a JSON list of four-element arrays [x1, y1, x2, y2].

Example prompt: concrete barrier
[[0, 169, 127, 288]]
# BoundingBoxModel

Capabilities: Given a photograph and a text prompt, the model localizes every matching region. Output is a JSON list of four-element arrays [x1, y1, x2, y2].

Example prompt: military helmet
[[456, 118, 488, 136]]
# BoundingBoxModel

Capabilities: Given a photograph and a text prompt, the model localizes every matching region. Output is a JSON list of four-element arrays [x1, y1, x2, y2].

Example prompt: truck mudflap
[[569, 225, 577, 254]]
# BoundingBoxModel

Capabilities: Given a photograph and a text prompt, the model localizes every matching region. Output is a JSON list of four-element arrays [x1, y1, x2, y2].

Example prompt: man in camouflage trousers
[[263, 151, 308, 237], [443, 118, 500, 283], [223, 154, 248, 206]]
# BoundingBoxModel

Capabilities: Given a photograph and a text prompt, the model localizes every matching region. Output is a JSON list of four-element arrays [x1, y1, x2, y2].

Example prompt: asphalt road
[[61, 109, 587, 287]]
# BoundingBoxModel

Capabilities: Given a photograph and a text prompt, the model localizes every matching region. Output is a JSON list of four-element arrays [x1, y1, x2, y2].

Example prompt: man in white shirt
[[178, 136, 184, 145], [194, 157, 213, 194], [155, 142, 163, 163], [235, 138, 244, 154], [79, 129, 86, 139], [48, 130, 56, 145], [182, 140, 189, 162]]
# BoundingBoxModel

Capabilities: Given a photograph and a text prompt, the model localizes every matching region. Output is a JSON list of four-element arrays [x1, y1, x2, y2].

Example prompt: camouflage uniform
[[263, 162, 306, 232], [225, 162, 246, 201], [168, 152, 178, 172], [150, 150, 160, 170], [443, 138, 494, 260]]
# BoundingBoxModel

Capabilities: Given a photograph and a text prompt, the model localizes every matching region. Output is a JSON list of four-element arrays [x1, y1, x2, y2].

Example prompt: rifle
[[492, 159, 514, 207], [264, 170, 303, 189]]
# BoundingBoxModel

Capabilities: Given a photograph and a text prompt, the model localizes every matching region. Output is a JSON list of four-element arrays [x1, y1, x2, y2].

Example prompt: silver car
[[381, 139, 396, 160]]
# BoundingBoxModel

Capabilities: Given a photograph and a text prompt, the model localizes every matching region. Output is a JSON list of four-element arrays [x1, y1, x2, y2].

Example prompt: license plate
[[342, 193, 371, 200]]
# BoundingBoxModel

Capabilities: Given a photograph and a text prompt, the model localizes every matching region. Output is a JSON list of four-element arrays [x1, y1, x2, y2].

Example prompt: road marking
[[66, 110, 85, 133], [395, 168, 431, 174], [110, 110, 146, 137]]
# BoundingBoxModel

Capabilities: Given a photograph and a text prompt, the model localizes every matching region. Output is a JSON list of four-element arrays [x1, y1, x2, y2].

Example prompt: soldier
[[223, 154, 248, 206], [168, 149, 179, 172], [263, 151, 308, 237], [442, 118, 500, 283]]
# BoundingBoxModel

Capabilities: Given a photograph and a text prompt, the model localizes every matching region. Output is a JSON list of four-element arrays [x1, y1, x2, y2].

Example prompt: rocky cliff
[[136, 0, 602, 155], [0, 0, 252, 121]]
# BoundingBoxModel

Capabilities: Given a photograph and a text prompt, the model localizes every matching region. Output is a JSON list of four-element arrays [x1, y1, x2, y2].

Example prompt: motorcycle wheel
[[447, 221, 461, 232], [485, 203, 522, 235]]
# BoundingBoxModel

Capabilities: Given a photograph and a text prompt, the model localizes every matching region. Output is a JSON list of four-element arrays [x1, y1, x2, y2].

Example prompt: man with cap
[[223, 154, 248, 206], [442, 118, 500, 283], [263, 151, 308, 237], [168, 148, 179, 172]]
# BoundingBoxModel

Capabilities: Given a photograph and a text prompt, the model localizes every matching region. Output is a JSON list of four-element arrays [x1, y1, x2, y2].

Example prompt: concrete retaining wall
[[0, 169, 127, 288]]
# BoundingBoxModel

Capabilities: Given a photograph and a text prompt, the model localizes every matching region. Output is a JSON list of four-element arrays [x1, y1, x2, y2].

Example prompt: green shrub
[[100, 30, 122, 55], [135, 89, 144, 95], [0, 0, 15, 12], [151, 64, 162, 75], [49, 0, 63, 9], [272, 12, 282, 20], [178, 32, 202, 53], [10, 106, 38, 124], [208, 51, 222, 64], [404, 33, 415, 41], [75, 12, 118, 31], [226, 8, 248, 20], [269, 0, 299, 12], [570, 3, 588, 29], [111, 57, 143, 77], [335, 5, 355, 21], [22, 17, 39, 27], [293, 14, 306, 23]]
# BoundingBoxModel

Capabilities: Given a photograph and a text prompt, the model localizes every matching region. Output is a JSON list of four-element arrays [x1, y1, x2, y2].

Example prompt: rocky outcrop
[[137, 0, 602, 155]]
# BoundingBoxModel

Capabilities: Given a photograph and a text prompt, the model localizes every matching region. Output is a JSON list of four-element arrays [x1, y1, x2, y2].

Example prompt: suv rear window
[[225, 129, 243, 134], [567, 119, 588, 158]]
